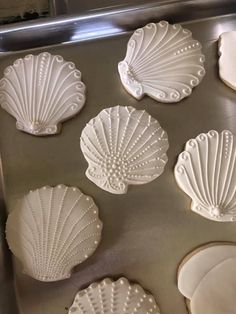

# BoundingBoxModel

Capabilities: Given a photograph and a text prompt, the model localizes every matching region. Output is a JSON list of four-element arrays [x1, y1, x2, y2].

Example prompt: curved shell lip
[[6, 184, 103, 282], [22, 268, 72, 282], [190, 201, 234, 222], [118, 21, 206, 103], [118, 61, 144, 100], [0, 52, 86, 136], [85, 164, 167, 194], [69, 276, 161, 314], [174, 129, 236, 222], [118, 61, 205, 104], [85, 167, 129, 194], [80, 105, 169, 194], [14, 86, 86, 137]]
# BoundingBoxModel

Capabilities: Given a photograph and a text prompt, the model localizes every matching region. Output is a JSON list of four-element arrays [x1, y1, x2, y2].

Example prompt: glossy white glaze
[[69, 277, 161, 314], [80, 105, 169, 194], [118, 21, 205, 103], [6, 185, 102, 281], [175, 130, 236, 222], [0, 52, 86, 135]]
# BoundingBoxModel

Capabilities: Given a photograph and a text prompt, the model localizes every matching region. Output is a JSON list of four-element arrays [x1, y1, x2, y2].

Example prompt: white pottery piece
[[178, 243, 236, 299], [218, 31, 236, 90], [118, 21, 205, 103], [174, 130, 236, 222], [68, 277, 161, 314], [6, 185, 102, 282], [0, 52, 86, 135], [80, 105, 169, 194], [178, 243, 236, 314]]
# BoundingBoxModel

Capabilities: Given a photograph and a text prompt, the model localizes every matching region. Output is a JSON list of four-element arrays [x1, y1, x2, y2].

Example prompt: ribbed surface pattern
[[175, 130, 236, 221], [69, 277, 161, 314], [6, 185, 102, 281], [118, 21, 205, 103], [80, 106, 169, 194], [0, 52, 86, 135]]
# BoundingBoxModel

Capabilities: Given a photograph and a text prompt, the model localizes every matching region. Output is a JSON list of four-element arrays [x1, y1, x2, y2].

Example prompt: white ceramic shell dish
[[218, 31, 236, 90], [175, 130, 236, 222], [178, 243, 236, 314], [69, 277, 161, 314], [118, 21, 205, 103], [0, 52, 86, 135], [80, 105, 169, 194], [6, 185, 102, 282]]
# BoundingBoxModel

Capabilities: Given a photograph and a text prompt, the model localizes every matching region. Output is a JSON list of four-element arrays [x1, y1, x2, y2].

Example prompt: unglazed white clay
[[219, 32, 236, 90], [0, 52, 86, 135], [69, 277, 161, 314], [118, 21, 205, 103], [178, 244, 236, 314], [175, 130, 236, 222], [191, 258, 236, 314], [178, 244, 236, 299], [6, 185, 102, 282], [80, 105, 169, 194]]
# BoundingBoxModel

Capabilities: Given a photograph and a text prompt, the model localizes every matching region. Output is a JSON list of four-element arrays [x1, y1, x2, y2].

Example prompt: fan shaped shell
[[6, 185, 102, 282], [69, 277, 161, 314], [118, 21, 205, 103], [0, 52, 86, 135], [80, 105, 169, 194], [174, 130, 236, 222]]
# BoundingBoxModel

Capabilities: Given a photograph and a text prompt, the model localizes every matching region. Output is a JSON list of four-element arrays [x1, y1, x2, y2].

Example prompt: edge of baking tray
[[1, 0, 236, 53]]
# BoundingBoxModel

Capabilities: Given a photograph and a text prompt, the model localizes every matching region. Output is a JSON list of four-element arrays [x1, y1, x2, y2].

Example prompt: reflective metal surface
[[1, 3, 236, 314], [1, 0, 236, 52]]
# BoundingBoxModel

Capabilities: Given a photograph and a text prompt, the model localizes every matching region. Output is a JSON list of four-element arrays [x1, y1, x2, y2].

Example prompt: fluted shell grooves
[[118, 21, 205, 103], [80, 105, 169, 194], [6, 185, 102, 281], [69, 277, 161, 314], [0, 52, 86, 135], [175, 130, 236, 222]]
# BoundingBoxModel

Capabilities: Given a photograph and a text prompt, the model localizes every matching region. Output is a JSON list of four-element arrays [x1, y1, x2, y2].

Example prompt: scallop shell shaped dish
[[118, 21, 205, 103], [80, 105, 169, 194], [175, 130, 236, 222], [0, 52, 86, 135], [6, 185, 102, 282], [69, 277, 161, 314]]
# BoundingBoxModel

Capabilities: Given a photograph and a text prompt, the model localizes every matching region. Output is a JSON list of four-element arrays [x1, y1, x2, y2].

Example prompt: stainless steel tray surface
[[1, 0, 236, 52], [1, 5, 236, 314]]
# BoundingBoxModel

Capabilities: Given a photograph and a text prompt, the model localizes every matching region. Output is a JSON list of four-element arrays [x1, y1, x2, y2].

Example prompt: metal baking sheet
[[1, 9, 236, 314]]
